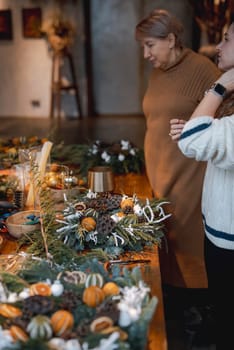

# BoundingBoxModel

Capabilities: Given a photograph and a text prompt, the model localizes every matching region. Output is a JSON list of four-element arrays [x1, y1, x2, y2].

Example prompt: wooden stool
[[50, 50, 83, 120]]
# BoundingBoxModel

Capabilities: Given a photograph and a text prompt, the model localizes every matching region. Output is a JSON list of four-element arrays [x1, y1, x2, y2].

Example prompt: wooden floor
[[0, 115, 216, 350]]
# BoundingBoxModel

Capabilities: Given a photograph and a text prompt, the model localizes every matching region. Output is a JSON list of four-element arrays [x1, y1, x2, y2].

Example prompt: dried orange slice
[[9, 325, 28, 342], [120, 198, 134, 209], [90, 316, 113, 332], [81, 217, 96, 231], [0, 304, 22, 318], [101, 326, 128, 341], [30, 282, 52, 296]]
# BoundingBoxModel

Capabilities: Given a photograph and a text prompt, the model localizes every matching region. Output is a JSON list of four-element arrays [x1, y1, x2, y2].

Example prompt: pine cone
[[87, 198, 108, 213], [22, 295, 54, 315], [106, 194, 122, 210], [60, 330, 78, 340], [96, 214, 116, 238], [11, 316, 29, 330], [76, 318, 90, 337], [60, 290, 81, 311], [95, 299, 119, 324], [97, 192, 111, 199]]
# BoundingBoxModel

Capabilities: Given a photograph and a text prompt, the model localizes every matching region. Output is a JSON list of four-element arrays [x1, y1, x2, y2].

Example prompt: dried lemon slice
[[30, 282, 52, 296]]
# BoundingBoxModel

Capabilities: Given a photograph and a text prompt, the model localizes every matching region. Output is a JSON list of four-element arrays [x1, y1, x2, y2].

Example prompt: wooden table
[[118, 246, 168, 350], [114, 173, 153, 199], [143, 245, 168, 350]]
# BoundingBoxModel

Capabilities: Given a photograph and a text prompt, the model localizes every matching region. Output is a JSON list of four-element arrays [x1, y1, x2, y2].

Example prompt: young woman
[[170, 22, 234, 349]]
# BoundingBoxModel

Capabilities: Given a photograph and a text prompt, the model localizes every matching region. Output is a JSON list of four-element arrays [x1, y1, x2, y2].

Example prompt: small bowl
[[5, 210, 41, 239]]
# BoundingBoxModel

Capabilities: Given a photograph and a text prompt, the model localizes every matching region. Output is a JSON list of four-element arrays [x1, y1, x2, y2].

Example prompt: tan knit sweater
[[143, 48, 220, 288]]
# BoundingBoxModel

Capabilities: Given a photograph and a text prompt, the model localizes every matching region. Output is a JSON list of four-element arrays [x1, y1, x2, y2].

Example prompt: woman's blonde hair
[[135, 9, 184, 48]]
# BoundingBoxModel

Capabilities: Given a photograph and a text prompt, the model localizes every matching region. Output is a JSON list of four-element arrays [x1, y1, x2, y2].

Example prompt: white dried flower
[[7, 293, 18, 303], [0, 326, 14, 349], [120, 140, 130, 150], [0, 282, 7, 302], [101, 151, 111, 163], [118, 281, 150, 326], [91, 145, 98, 155], [133, 203, 143, 216], [88, 332, 119, 350], [65, 339, 82, 350], [18, 288, 30, 299], [118, 154, 125, 161], [86, 189, 97, 199]]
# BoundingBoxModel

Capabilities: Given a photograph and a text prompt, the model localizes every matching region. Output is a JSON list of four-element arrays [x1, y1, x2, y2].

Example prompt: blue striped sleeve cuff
[[203, 214, 234, 241], [179, 122, 212, 141]]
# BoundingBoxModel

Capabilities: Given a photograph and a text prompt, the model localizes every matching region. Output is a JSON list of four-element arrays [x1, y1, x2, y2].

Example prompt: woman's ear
[[168, 33, 176, 49]]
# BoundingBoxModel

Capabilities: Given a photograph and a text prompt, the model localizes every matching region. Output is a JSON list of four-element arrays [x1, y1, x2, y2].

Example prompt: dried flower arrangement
[[41, 15, 76, 52], [0, 258, 157, 350], [54, 190, 169, 256]]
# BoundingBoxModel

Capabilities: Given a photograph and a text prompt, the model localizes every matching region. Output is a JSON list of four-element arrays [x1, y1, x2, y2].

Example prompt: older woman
[[135, 9, 220, 311]]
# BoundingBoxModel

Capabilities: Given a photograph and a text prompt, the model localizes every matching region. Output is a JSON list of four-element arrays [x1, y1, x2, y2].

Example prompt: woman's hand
[[169, 119, 186, 141]]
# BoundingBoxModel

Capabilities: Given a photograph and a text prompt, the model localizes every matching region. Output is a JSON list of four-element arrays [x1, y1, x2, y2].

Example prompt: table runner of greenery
[[0, 137, 145, 177]]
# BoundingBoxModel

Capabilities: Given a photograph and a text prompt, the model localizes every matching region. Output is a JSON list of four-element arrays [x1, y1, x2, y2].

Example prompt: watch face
[[213, 83, 226, 97]]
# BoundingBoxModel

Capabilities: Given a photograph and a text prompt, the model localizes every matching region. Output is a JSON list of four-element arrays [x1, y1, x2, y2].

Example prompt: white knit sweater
[[178, 115, 234, 250]]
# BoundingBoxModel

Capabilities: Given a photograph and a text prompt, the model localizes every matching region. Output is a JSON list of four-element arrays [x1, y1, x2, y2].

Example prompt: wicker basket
[[6, 210, 41, 239]]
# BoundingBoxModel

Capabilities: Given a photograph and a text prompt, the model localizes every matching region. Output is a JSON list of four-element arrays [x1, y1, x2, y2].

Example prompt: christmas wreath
[[54, 190, 169, 256]]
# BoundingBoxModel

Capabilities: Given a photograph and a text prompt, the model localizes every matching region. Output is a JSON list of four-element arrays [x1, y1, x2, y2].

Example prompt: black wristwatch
[[206, 83, 227, 99]]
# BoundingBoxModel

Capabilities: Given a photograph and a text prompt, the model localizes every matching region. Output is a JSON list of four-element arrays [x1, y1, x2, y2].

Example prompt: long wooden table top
[[142, 246, 168, 350]]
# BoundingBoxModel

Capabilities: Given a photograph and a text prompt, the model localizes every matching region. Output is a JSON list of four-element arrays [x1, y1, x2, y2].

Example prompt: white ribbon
[[154, 201, 172, 223], [111, 232, 125, 246]]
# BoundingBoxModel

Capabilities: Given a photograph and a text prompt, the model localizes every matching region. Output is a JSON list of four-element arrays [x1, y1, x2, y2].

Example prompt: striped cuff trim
[[179, 122, 212, 141], [203, 214, 234, 241]]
